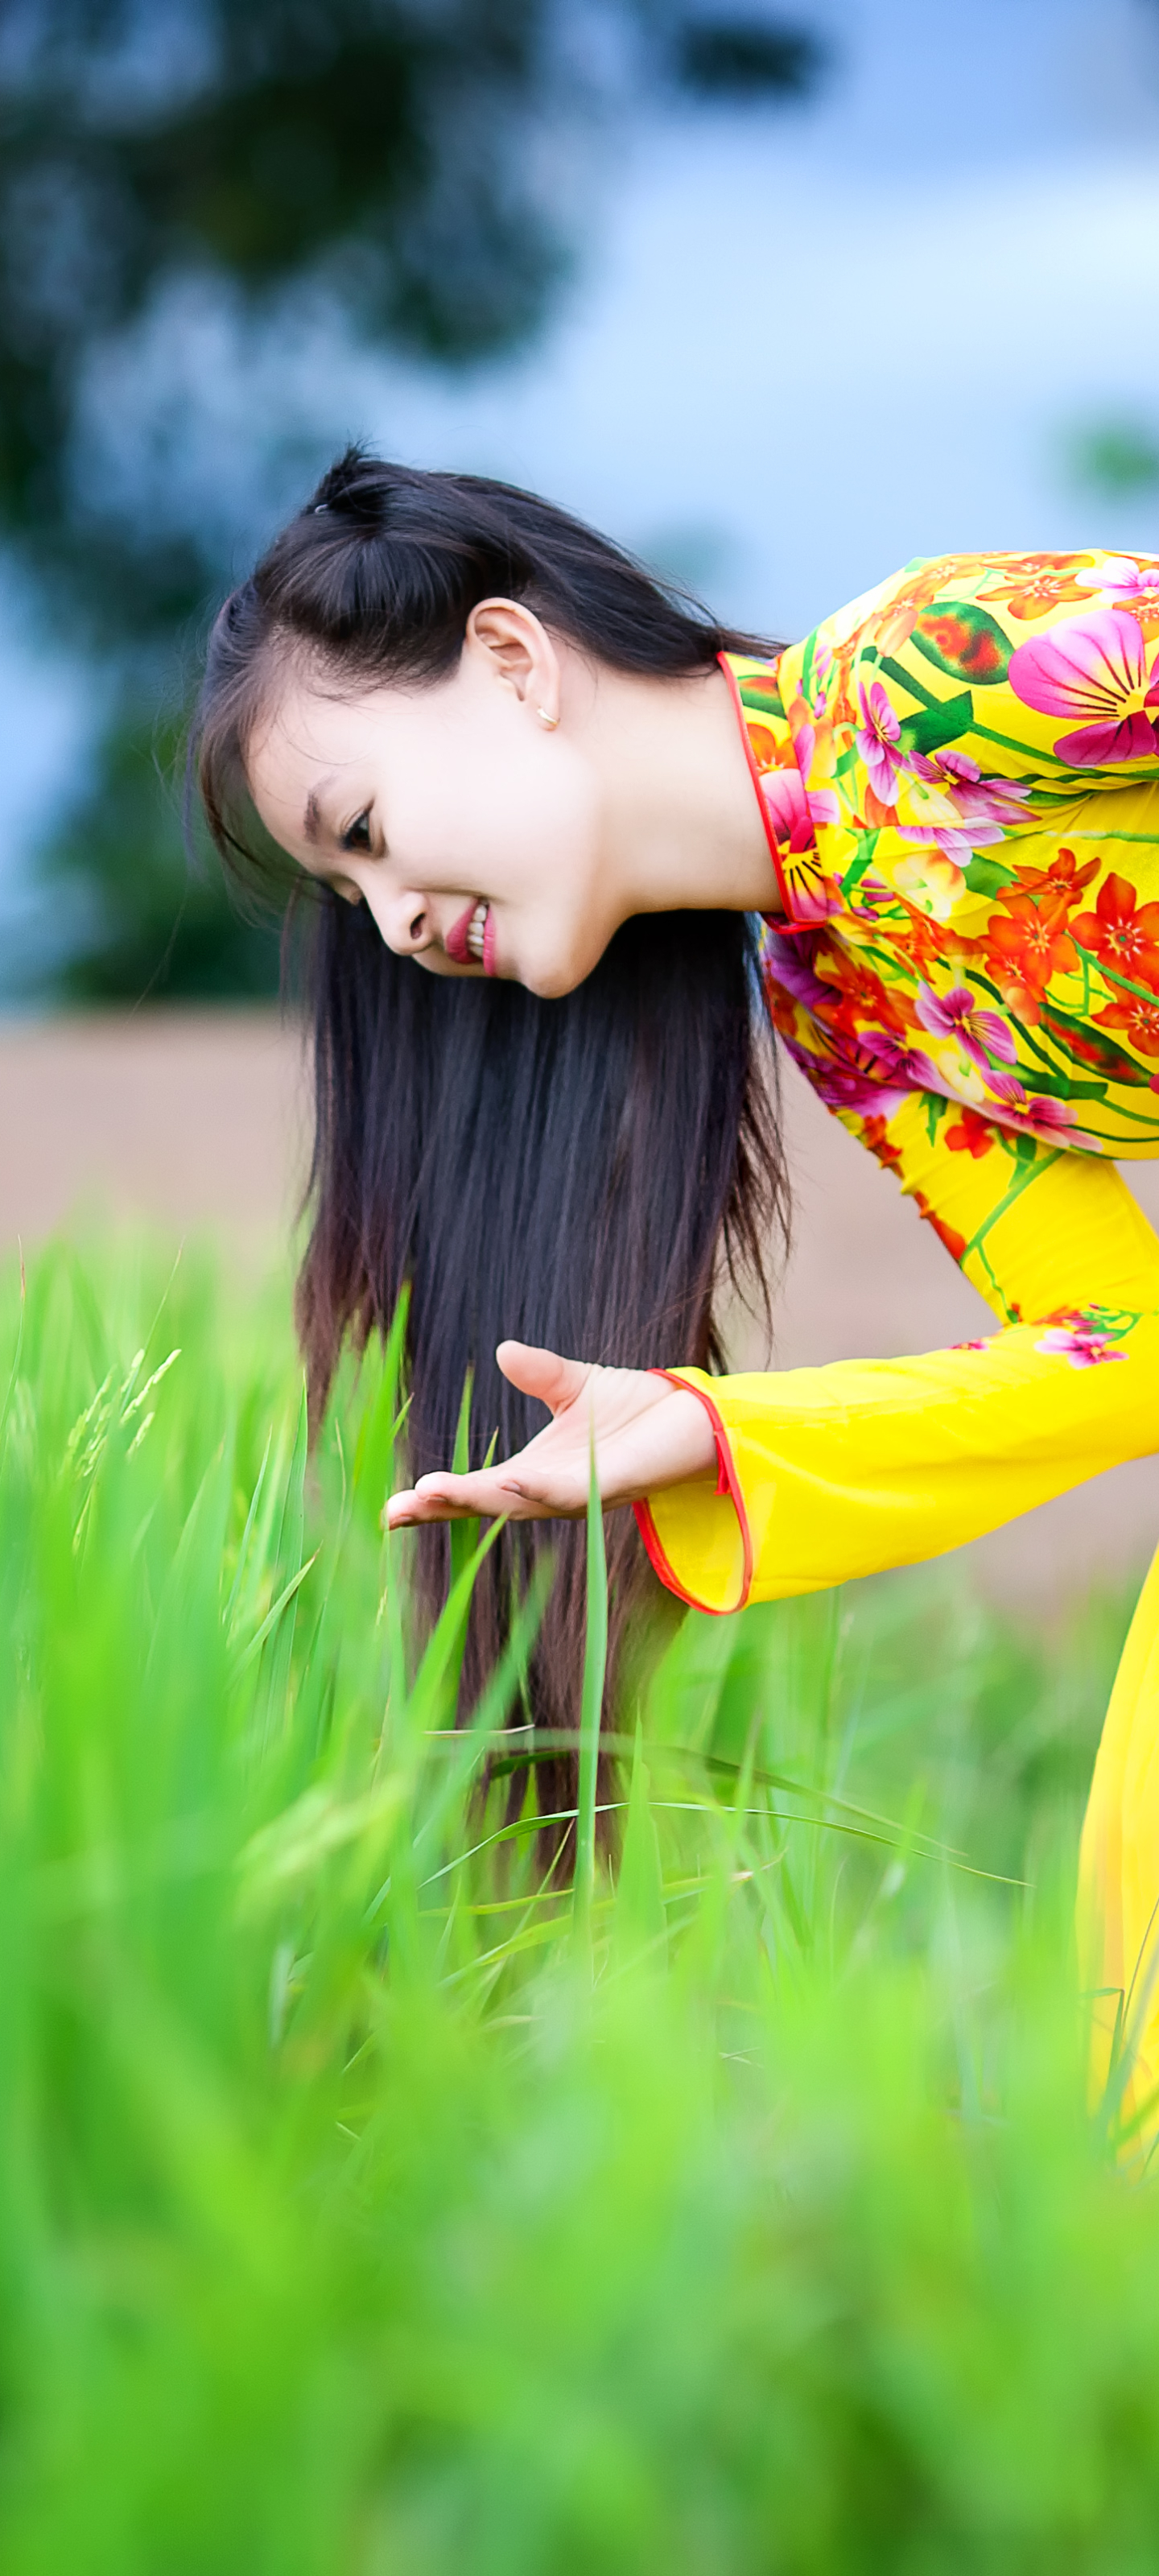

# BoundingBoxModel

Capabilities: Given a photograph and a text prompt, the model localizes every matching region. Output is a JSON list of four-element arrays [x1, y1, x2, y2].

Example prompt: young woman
[[196, 450, 1159, 2128]]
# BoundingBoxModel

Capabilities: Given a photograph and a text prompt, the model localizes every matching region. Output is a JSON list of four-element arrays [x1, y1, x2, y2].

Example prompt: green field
[[1, 1238, 1157, 2570]]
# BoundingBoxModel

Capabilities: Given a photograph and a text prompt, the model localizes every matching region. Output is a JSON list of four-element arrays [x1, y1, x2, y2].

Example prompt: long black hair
[[192, 448, 789, 1853]]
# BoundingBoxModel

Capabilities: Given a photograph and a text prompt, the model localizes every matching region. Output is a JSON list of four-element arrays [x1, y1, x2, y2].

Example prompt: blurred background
[[2, 0, 1159, 1596]]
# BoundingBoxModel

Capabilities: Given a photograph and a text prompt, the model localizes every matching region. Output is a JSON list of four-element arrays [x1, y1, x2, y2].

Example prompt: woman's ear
[[464, 597, 562, 726]]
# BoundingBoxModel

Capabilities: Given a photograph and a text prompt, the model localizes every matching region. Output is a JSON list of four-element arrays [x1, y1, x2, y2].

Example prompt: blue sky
[[3, 0, 1159, 944], [355, 0, 1159, 638]]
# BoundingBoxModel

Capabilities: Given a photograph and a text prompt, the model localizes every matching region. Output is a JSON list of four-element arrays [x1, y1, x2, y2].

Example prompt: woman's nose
[[362, 883, 431, 956]]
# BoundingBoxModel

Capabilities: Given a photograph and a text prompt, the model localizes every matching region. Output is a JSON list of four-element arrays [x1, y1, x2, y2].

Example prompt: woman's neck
[[575, 656, 783, 924]]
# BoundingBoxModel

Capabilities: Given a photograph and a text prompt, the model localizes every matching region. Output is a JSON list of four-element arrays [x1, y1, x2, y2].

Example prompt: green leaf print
[[1039, 999, 1154, 1088], [740, 675, 786, 719], [963, 853, 1016, 898], [897, 693, 974, 758], [840, 833, 881, 898], [910, 602, 1011, 687]]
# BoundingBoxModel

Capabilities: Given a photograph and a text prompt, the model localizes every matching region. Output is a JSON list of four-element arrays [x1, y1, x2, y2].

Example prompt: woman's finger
[[494, 1340, 592, 1415], [384, 1463, 583, 1528], [384, 1473, 499, 1527], [384, 1484, 475, 1528]]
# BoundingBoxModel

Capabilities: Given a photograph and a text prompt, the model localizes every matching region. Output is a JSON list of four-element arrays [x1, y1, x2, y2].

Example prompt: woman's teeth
[[465, 901, 489, 962]]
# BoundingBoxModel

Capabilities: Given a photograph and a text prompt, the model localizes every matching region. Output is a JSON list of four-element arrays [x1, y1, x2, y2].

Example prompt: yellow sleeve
[[634, 1095, 1159, 1613]]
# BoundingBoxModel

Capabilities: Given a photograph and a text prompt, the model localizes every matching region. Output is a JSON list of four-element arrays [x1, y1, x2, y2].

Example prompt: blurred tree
[[0, 0, 591, 633], [1069, 420, 1159, 502], [47, 705, 287, 1001], [675, 17, 824, 96], [0, 2, 823, 998]]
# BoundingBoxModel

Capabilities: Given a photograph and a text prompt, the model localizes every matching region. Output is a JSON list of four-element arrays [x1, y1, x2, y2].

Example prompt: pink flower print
[[856, 678, 905, 804], [760, 766, 812, 850], [805, 1059, 911, 1118], [777, 1030, 911, 1120], [760, 762, 840, 852], [894, 749, 1030, 859], [980, 1068, 1027, 1109], [945, 1059, 1078, 1140], [784, 1018, 940, 1119], [810, 635, 833, 716], [914, 983, 1017, 1074], [857, 1026, 940, 1092], [760, 938, 835, 1015], [760, 758, 842, 927], [927, 750, 1031, 838], [1074, 556, 1159, 611], [1008, 611, 1159, 765], [790, 713, 842, 808], [1035, 1313, 1126, 1368], [988, 1084, 1078, 1141], [1015, 1095, 1078, 1139]]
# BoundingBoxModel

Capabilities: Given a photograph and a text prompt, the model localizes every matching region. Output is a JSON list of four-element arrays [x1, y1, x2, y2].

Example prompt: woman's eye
[[340, 810, 373, 854]]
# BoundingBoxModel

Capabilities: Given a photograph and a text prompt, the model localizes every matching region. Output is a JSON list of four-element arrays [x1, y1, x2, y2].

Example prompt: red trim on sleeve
[[716, 649, 797, 927], [631, 1368, 755, 1617]]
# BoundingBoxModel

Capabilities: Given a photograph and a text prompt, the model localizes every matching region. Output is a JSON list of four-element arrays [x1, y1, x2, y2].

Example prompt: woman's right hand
[[384, 1340, 720, 1529]]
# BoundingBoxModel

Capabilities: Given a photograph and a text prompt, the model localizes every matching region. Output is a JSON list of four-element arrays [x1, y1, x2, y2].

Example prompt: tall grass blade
[[573, 1432, 608, 1947], [0, 1232, 1144, 2566]]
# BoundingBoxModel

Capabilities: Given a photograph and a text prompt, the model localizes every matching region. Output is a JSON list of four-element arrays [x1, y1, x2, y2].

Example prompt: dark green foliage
[[0, 0, 825, 998], [45, 699, 281, 1001], [1069, 419, 1159, 499], [0, 1, 827, 621], [2, 0, 588, 995], [0, 0, 566, 600], [675, 15, 826, 97]]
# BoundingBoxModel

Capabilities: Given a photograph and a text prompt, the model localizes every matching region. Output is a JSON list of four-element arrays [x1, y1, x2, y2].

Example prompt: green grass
[[0, 1236, 1157, 2570]]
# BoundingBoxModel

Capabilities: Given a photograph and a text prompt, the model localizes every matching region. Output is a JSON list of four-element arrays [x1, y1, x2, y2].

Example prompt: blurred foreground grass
[[1, 1239, 1157, 2570]]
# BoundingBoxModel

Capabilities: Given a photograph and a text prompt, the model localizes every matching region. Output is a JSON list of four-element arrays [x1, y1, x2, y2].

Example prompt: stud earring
[[537, 706, 560, 730]]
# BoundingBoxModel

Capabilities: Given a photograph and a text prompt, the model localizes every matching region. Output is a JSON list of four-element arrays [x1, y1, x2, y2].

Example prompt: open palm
[[384, 1341, 718, 1528]]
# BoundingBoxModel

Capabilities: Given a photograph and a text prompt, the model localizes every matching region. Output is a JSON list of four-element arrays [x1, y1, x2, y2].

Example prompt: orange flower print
[[1095, 993, 1159, 1057], [827, 956, 904, 1041], [945, 1108, 996, 1158], [912, 1193, 967, 1264], [985, 896, 1077, 1009], [860, 1113, 904, 1174], [905, 901, 959, 965], [982, 553, 1095, 621], [874, 555, 992, 655], [1001, 846, 1100, 909], [1070, 873, 1159, 989], [745, 722, 780, 774]]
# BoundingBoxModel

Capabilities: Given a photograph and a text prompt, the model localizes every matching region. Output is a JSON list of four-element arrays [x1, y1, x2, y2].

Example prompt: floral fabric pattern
[[647, 564, 1159, 2149], [724, 549, 1159, 1171], [1033, 1304, 1135, 1368]]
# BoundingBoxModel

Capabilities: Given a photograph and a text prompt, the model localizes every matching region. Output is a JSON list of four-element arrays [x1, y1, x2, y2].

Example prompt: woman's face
[[246, 601, 622, 999]]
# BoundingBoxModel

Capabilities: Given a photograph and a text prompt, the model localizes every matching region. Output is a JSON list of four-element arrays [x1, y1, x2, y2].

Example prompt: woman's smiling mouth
[[445, 898, 494, 973]]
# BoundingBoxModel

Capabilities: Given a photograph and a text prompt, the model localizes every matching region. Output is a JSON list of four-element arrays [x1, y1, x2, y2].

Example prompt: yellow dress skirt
[[631, 550, 1159, 2143]]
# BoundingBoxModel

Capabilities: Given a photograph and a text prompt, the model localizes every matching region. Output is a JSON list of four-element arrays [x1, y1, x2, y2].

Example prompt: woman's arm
[[638, 1100, 1159, 1612], [387, 1105, 1159, 1622]]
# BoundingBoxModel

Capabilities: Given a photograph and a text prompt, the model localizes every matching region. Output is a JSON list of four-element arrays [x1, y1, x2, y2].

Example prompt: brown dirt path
[[0, 1008, 1156, 1607]]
